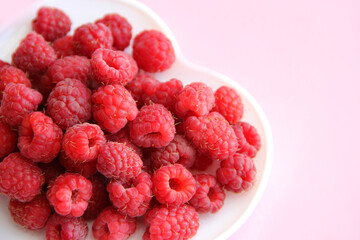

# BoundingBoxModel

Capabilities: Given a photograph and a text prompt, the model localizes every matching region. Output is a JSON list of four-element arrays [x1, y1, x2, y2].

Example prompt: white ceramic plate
[[0, 0, 273, 239]]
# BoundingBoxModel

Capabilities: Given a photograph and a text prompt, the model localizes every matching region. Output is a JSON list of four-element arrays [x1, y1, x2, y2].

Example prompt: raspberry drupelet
[[0, 120, 17, 160], [0, 65, 31, 100], [52, 35, 76, 57], [46, 213, 88, 240], [233, 121, 262, 158]]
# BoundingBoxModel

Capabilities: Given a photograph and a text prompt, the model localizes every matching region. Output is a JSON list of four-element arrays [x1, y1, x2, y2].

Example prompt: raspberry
[[150, 135, 196, 169], [46, 213, 88, 240], [191, 152, 213, 171], [152, 164, 196, 205], [91, 48, 138, 86], [0, 83, 42, 128], [47, 55, 92, 86], [12, 32, 56, 77], [106, 128, 143, 158], [52, 36, 76, 57], [0, 60, 10, 69], [107, 171, 152, 217], [46, 78, 91, 130], [47, 173, 92, 217], [62, 123, 106, 163], [8, 194, 51, 230], [213, 86, 244, 124], [32, 7, 71, 42], [18, 112, 63, 163], [73, 23, 113, 57], [95, 13, 132, 50], [185, 112, 238, 160], [233, 122, 261, 158], [216, 153, 256, 193], [146, 205, 199, 240], [0, 120, 17, 160], [96, 142, 142, 181], [38, 159, 65, 185], [0, 153, 44, 202], [132, 30, 175, 72], [148, 78, 183, 112], [129, 104, 175, 148], [189, 174, 225, 213], [0, 65, 31, 100], [92, 84, 138, 133], [32, 74, 55, 101], [59, 153, 97, 178], [92, 206, 136, 240], [175, 82, 215, 118], [143, 228, 151, 240]]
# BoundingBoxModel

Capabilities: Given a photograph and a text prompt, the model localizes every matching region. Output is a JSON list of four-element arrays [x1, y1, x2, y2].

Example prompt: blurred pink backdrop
[[1, 0, 360, 239]]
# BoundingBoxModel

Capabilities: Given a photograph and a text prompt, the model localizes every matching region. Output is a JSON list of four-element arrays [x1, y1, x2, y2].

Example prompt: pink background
[[1, 0, 360, 239]]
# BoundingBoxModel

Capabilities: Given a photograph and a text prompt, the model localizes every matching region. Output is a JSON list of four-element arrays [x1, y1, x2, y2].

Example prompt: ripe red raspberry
[[52, 36, 76, 57], [62, 123, 106, 163], [0, 120, 17, 160], [0, 65, 31, 100], [95, 13, 132, 50], [213, 86, 244, 124], [129, 104, 175, 148], [216, 153, 256, 193], [233, 121, 261, 158], [73, 23, 113, 57], [92, 84, 138, 133], [46, 213, 88, 240], [18, 112, 63, 163], [150, 134, 196, 169], [143, 228, 151, 240], [189, 174, 225, 213], [83, 175, 110, 220], [146, 205, 199, 240], [32, 74, 55, 101], [12, 32, 56, 77], [185, 112, 238, 160], [0, 60, 10, 68], [0, 83, 42, 128], [46, 78, 91, 130], [133, 30, 175, 72], [152, 164, 196, 205], [38, 159, 65, 185], [106, 128, 143, 158], [175, 82, 215, 118], [91, 48, 138, 86], [92, 206, 136, 240], [97, 142, 143, 181], [47, 55, 92, 86], [59, 153, 97, 178], [8, 194, 51, 230], [149, 78, 183, 112], [191, 152, 213, 171], [107, 171, 152, 217], [32, 7, 71, 42], [47, 173, 92, 217], [0, 153, 44, 202]]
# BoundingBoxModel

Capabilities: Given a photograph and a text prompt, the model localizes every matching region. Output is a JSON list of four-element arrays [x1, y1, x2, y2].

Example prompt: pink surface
[[1, 0, 360, 239]]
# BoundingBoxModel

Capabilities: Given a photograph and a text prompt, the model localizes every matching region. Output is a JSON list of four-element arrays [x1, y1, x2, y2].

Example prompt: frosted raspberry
[[0, 120, 17, 160], [185, 112, 238, 160], [46, 213, 88, 240], [192, 152, 213, 171], [106, 128, 143, 158], [133, 30, 175, 72], [233, 121, 261, 158], [8, 194, 51, 230], [213, 86, 244, 124], [129, 104, 175, 148], [46, 78, 91, 130], [92, 84, 138, 133], [216, 153, 256, 193], [59, 153, 97, 178], [62, 123, 106, 163], [0, 153, 44, 202], [53, 36, 75, 57], [47, 173, 92, 217], [0, 65, 31, 100], [38, 159, 65, 185], [83, 175, 109, 220]]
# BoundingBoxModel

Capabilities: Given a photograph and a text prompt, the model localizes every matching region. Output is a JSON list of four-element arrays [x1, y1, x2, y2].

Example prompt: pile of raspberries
[[0, 6, 261, 240]]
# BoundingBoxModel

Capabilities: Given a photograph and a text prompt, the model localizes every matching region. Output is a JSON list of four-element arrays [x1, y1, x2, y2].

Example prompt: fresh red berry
[[233, 121, 261, 158], [0, 153, 44, 202], [59, 153, 97, 178], [0, 120, 17, 160], [133, 30, 175, 72], [107, 171, 152, 217], [213, 86, 244, 124], [46, 213, 88, 240], [95, 13, 132, 50], [46, 78, 91, 130], [97, 142, 143, 181], [0, 83, 42, 128], [52, 36, 76, 57], [152, 164, 196, 206], [0, 60, 10, 69], [73, 23, 113, 57], [148, 78, 183, 112], [12, 32, 56, 77], [191, 152, 213, 171], [38, 159, 65, 185], [185, 112, 238, 160], [8, 194, 52, 230], [0, 65, 31, 100], [18, 112, 63, 163], [92, 84, 138, 133], [32, 73, 55, 101], [129, 104, 175, 148], [47, 173, 92, 217], [92, 206, 136, 240], [143, 228, 151, 240], [216, 153, 256, 193], [106, 128, 143, 158], [62, 123, 106, 163]]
